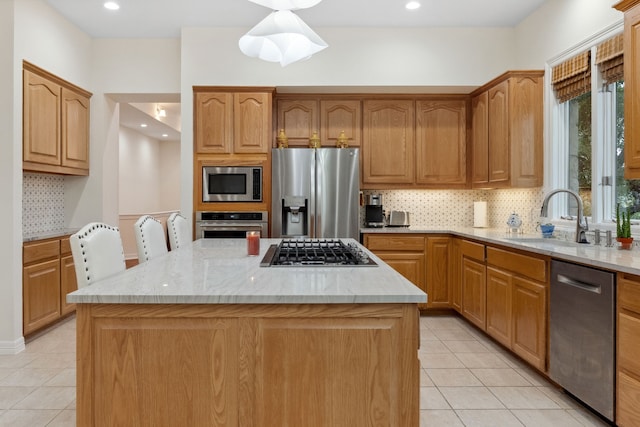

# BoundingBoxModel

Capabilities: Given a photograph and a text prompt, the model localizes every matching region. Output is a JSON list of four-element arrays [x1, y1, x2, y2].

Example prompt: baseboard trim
[[0, 337, 26, 355]]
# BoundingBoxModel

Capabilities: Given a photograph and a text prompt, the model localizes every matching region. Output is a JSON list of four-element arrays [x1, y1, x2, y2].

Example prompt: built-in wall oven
[[195, 211, 268, 239]]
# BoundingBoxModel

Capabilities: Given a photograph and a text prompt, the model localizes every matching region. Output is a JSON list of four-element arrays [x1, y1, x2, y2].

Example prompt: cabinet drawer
[[23, 240, 60, 264], [619, 273, 640, 314], [486, 246, 547, 283], [365, 235, 425, 252], [60, 237, 71, 255], [460, 240, 485, 261], [619, 311, 640, 375]]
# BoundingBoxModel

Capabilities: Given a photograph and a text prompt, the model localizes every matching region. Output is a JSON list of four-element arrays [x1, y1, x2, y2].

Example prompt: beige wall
[[119, 126, 180, 214], [515, 0, 622, 68]]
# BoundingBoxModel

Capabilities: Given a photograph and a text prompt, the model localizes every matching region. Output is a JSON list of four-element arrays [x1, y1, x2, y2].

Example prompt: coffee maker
[[365, 194, 385, 228]]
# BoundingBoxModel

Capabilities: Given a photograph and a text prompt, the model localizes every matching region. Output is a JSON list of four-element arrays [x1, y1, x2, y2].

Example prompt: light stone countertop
[[361, 226, 640, 276], [67, 238, 428, 305], [23, 228, 80, 242]]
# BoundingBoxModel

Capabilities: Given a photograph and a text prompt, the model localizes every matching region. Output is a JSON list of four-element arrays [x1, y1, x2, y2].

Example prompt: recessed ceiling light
[[162, 134, 169, 138], [406, 1, 420, 10], [140, 123, 148, 128], [104, 1, 120, 11]]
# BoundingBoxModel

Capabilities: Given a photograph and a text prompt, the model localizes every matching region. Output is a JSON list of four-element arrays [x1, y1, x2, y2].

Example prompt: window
[[550, 32, 640, 229], [568, 91, 592, 217], [614, 81, 640, 221]]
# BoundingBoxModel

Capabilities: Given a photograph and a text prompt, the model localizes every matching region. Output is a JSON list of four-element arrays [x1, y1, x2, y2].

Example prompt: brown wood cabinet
[[486, 246, 548, 371], [617, 272, 640, 426], [194, 88, 273, 154], [362, 100, 415, 186], [486, 266, 512, 347], [320, 99, 361, 147], [23, 236, 77, 336], [362, 97, 468, 189], [363, 234, 426, 309], [426, 236, 451, 308], [450, 237, 462, 312], [415, 100, 467, 187], [470, 71, 543, 188], [363, 234, 452, 311], [460, 240, 486, 330], [60, 237, 77, 316], [276, 97, 361, 147], [23, 61, 91, 176], [276, 99, 318, 147], [615, 1, 640, 179], [76, 303, 420, 427]]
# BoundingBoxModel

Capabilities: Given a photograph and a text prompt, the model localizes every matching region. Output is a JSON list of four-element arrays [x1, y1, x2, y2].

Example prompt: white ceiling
[[46, 0, 547, 39], [119, 103, 181, 142], [44, 0, 547, 141]]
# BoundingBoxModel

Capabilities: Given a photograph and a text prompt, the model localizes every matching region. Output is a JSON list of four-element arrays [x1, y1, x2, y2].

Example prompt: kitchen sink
[[503, 237, 580, 247]]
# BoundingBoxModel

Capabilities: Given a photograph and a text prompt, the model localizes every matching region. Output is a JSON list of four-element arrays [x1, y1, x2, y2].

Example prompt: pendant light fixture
[[239, 0, 327, 67]]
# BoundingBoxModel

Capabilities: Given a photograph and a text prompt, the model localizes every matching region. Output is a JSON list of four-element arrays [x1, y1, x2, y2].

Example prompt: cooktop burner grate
[[260, 239, 377, 267]]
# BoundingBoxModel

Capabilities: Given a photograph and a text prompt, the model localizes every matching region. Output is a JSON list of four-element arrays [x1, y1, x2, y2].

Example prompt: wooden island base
[[76, 303, 420, 427]]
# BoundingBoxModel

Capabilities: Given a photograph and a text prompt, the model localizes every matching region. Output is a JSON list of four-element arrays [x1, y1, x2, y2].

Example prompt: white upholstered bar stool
[[134, 215, 169, 263], [70, 222, 126, 289], [167, 212, 190, 250]]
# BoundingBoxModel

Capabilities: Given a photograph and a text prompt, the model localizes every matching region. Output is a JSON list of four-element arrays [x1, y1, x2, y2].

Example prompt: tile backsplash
[[23, 173, 65, 235], [362, 188, 545, 232]]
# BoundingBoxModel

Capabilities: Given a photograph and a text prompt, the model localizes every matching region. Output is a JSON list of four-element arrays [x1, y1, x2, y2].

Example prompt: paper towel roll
[[474, 201, 488, 228]]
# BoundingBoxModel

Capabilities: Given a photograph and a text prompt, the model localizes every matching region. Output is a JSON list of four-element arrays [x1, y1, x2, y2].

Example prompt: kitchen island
[[67, 238, 426, 427]]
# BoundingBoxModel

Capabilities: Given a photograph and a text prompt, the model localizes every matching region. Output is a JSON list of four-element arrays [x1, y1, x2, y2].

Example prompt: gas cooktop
[[260, 239, 377, 267]]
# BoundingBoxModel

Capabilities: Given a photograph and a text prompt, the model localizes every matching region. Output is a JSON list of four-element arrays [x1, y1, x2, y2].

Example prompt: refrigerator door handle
[[309, 149, 317, 238]]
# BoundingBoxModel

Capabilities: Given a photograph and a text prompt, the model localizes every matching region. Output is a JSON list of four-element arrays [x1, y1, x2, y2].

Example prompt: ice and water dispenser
[[281, 196, 308, 237]]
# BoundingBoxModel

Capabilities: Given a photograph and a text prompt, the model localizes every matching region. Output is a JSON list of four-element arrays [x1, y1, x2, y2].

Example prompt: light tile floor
[[419, 314, 611, 427], [0, 314, 611, 427]]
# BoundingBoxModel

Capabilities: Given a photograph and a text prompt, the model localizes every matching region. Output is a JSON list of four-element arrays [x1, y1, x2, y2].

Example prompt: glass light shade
[[239, 10, 328, 67], [248, 0, 322, 11]]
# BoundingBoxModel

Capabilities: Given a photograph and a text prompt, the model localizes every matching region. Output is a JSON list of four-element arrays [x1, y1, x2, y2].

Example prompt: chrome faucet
[[540, 189, 589, 243]]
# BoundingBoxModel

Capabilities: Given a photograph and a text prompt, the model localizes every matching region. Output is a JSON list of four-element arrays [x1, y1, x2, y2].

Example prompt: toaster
[[388, 211, 410, 227]]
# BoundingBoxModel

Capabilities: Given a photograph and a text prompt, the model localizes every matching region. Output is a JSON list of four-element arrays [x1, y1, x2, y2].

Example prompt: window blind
[[596, 33, 624, 84], [552, 51, 591, 103]]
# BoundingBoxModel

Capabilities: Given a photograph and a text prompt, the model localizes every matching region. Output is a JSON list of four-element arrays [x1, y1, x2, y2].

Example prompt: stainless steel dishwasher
[[549, 259, 616, 422]]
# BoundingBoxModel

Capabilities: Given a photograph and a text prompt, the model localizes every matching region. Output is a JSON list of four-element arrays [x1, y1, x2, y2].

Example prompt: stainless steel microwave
[[202, 166, 262, 202]]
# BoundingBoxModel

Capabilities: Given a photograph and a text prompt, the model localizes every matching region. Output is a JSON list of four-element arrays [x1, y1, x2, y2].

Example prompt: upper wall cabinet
[[276, 97, 361, 147], [471, 71, 543, 188], [320, 100, 361, 147], [361, 98, 467, 189], [416, 99, 467, 187], [23, 61, 92, 176], [276, 99, 318, 147], [615, 0, 640, 179], [362, 99, 415, 186], [194, 88, 274, 154]]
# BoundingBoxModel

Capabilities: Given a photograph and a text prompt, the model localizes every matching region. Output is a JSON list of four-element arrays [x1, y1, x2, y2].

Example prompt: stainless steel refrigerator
[[271, 148, 360, 239]]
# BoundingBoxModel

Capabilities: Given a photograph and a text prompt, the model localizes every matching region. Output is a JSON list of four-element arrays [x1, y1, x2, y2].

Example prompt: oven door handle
[[197, 224, 264, 232]]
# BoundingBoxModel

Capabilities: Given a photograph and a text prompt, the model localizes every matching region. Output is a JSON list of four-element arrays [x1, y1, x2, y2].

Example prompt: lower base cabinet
[[511, 276, 546, 370], [76, 303, 420, 426], [461, 240, 486, 329], [617, 273, 640, 426], [23, 236, 77, 335], [365, 234, 550, 373], [364, 235, 427, 309], [486, 266, 511, 348], [486, 247, 548, 372], [363, 234, 451, 310]]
